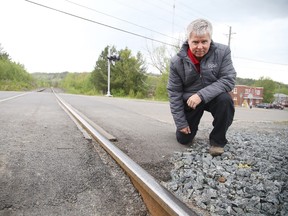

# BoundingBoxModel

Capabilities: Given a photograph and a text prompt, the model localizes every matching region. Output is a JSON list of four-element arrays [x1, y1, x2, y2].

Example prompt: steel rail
[[54, 92, 198, 216]]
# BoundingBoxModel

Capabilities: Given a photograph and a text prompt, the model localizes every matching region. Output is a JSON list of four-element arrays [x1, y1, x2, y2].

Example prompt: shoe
[[209, 146, 224, 156]]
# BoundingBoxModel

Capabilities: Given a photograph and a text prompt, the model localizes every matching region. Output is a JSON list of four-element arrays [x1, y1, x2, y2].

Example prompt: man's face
[[188, 32, 211, 59]]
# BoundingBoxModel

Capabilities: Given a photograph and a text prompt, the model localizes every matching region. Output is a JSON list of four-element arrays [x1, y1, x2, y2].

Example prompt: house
[[230, 85, 264, 107], [274, 93, 288, 107]]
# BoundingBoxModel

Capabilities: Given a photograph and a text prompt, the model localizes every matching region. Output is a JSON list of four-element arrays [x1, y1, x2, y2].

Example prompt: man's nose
[[196, 43, 203, 49]]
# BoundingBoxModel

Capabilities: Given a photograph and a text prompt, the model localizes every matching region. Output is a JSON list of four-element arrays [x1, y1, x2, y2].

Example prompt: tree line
[[57, 45, 171, 100], [0, 44, 35, 91], [1, 43, 288, 103]]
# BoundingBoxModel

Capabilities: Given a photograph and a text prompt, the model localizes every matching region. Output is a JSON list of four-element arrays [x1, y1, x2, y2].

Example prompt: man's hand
[[187, 94, 202, 109], [180, 126, 191, 134]]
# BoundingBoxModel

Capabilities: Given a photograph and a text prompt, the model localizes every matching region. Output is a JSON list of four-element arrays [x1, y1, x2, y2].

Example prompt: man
[[167, 18, 236, 156]]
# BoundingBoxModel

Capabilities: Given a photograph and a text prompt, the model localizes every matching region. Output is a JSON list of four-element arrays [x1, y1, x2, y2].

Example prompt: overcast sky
[[1, 0, 288, 84]]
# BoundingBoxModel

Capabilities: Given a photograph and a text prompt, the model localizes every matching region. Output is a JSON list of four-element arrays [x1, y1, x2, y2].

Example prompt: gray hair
[[186, 19, 213, 39]]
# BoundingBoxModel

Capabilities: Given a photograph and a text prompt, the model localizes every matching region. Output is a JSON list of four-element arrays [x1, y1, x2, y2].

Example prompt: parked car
[[282, 102, 288, 108], [272, 104, 284, 110], [255, 103, 273, 109]]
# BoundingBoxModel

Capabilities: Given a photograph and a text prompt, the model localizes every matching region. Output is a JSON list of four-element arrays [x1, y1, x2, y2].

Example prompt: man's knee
[[213, 93, 235, 114], [217, 92, 234, 105]]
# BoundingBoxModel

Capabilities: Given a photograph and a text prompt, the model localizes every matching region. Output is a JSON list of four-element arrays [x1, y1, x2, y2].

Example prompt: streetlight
[[106, 49, 120, 97]]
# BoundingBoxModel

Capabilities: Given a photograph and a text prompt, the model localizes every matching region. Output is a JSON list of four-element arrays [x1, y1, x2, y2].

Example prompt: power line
[[24, 0, 288, 67], [143, 0, 195, 26], [233, 57, 288, 66], [24, 0, 178, 47], [63, 0, 180, 42], [110, 0, 185, 32]]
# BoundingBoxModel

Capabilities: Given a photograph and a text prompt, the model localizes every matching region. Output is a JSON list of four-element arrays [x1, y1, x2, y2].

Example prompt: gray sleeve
[[167, 58, 189, 130]]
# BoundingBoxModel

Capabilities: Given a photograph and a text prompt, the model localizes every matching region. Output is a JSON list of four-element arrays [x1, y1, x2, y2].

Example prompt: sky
[[1, 0, 288, 84]]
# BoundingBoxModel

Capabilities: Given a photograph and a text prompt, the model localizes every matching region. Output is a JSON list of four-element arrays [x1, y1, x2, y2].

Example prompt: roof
[[274, 93, 288, 98]]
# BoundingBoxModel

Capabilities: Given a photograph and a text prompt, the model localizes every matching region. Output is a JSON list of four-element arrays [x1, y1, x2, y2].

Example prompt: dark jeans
[[176, 92, 235, 147]]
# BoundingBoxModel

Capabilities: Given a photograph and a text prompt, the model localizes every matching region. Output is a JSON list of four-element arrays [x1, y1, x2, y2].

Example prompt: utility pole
[[227, 26, 236, 47], [106, 48, 120, 97], [228, 26, 232, 47], [106, 49, 112, 97], [172, 0, 175, 36]]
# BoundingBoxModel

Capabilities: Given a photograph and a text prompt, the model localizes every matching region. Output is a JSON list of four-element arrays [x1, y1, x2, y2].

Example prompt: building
[[274, 93, 288, 107], [230, 85, 264, 107]]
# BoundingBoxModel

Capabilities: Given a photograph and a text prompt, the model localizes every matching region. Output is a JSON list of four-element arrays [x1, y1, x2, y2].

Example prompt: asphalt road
[[57, 91, 288, 180], [0, 91, 147, 216]]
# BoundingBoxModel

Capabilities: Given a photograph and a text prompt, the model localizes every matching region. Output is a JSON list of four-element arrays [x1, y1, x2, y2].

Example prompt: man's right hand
[[187, 94, 202, 109], [180, 126, 191, 134]]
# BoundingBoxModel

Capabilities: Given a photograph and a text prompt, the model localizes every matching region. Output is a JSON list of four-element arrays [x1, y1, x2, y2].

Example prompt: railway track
[[3, 90, 288, 215], [1, 89, 199, 215], [51, 90, 198, 216]]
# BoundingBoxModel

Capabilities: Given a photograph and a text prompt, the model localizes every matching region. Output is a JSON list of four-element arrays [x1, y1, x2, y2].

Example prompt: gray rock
[[163, 122, 288, 216], [261, 202, 278, 215], [280, 202, 288, 216]]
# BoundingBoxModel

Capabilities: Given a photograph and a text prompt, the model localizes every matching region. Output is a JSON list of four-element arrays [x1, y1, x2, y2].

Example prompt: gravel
[[162, 121, 288, 216]]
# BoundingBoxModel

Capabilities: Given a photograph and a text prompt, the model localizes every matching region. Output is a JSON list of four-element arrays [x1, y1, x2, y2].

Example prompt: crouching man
[[167, 18, 236, 156]]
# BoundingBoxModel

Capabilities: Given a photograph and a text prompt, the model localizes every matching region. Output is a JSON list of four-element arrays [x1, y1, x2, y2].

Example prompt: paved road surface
[[0, 91, 147, 216], [58, 92, 288, 180]]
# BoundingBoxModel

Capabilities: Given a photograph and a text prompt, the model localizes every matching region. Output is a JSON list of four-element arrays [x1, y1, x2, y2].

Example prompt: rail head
[[54, 92, 198, 216]]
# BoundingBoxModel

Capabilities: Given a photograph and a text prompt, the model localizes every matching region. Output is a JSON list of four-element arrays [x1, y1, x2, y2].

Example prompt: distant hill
[[236, 77, 288, 89], [236, 77, 256, 86], [31, 72, 69, 87], [31, 72, 68, 80]]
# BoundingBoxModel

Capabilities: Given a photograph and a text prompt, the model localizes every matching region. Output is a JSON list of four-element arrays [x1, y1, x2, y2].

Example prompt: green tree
[[90, 46, 148, 98], [0, 44, 35, 90], [112, 48, 147, 97], [155, 71, 169, 100], [90, 46, 117, 94], [236, 77, 256, 86], [32, 72, 69, 88], [0, 44, 10, 61], [148, 45, 174, 75], [275, 82, 288, 95], [254, 77, 276, 103], [60, 72, 94, 94], [147, 45, 174, 100]]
